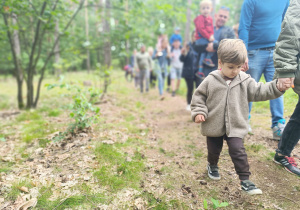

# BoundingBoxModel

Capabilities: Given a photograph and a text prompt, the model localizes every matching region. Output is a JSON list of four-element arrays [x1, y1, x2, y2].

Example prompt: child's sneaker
[[273, 153, 300, 176], [241, 180, 262, 195], [272, 119, 286, 140], [207, 164, 221, 180], [203, 58, 215, 67]]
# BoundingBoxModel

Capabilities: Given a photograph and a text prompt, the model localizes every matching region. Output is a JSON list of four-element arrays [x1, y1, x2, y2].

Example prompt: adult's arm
[[238, 0, 255, 50], [282, 0, 289, 21], [210, 27, 236, 51], [274, 0, 299, 79]]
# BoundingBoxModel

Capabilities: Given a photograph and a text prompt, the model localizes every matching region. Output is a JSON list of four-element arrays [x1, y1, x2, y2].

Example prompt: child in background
[[147, 47, 156, 88], [191, 39, 284, 195], [169, 39, 183, 97], [194, 0, 216, 74], [169, 27, 182, 47]]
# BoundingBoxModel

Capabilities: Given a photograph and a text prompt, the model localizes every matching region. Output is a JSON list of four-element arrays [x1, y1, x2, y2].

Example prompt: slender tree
[[85, 0, 90, 73], [184, 0, 192, 43]]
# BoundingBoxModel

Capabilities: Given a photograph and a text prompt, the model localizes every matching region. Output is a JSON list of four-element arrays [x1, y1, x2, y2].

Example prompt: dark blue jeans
[[247, 48, 284, 128], [276, 97, 300, 156]]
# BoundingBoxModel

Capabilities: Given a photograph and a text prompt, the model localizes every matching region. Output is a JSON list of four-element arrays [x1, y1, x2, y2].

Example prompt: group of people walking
[[125, 0, 300, 196]]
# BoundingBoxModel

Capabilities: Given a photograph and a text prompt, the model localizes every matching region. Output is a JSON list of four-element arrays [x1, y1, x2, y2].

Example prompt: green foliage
[[35, 185, 106, 209], [16, 111, 42, 122], [0, 159, 14, 173], [46, 79, 100, 140], [6, 180, 34, 201], [68, 87, 100, 133], [21, 120, 55, 143], [203, 198, 229, 209], [94, 143, 145, 191]]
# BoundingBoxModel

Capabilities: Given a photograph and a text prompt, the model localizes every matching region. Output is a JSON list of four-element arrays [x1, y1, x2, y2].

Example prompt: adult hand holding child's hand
[[277, 78, 295, 91], [195, 114, 205, 123]]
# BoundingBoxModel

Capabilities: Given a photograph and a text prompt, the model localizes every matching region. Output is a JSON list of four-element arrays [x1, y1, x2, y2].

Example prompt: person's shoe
[[171, 91, 176, 97], [241, 180, 262, 195], [207, 164, 221, 180], [166, 87, 170, 92], [203, 58, 215, 67], [272, 119, 286, 140], [186, 104, 191, 111], [273, 154, 300, 176], [248, 118, 253, 134], [160, 96, 165, 101]]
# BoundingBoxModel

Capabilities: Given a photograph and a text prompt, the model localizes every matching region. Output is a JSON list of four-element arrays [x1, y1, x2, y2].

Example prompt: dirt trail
[[113, 81, 300, 209], [0, 76, 299, 209]]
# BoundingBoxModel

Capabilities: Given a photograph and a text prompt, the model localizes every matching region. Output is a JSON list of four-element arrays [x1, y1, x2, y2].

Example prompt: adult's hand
[[206, 42, 215, 52], [241, 57, 249, 72], [277, 78, 295, 91]]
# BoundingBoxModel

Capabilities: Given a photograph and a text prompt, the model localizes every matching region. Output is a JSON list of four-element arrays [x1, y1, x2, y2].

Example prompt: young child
[[191, 39, 284, 195], [194, 0, 216, 74], [170, 39, 183, 97], [147, 47, 156, 88]]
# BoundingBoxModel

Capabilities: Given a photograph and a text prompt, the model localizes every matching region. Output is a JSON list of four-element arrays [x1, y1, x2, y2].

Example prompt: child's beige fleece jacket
[[191, 70, 283, 138]]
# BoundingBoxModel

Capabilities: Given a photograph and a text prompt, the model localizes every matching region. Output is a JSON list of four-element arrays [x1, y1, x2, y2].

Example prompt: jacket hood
[[208, 70, 251, 87]]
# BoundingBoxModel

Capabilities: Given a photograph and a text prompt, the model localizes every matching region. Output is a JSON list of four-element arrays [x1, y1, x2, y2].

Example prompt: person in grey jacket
[[135, 45, 152, 93], [273, 0, 300, 177], [191, 39, 283, 195]]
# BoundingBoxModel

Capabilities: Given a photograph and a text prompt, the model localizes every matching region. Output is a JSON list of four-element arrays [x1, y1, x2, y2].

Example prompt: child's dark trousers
[[207, 135, 251, 180]]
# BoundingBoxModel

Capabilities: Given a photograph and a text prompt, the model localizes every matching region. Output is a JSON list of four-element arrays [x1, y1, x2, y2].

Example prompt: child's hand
[[209, 35, 214, 42], [277, 78, 294, 91], [195, 114, 205, 123]]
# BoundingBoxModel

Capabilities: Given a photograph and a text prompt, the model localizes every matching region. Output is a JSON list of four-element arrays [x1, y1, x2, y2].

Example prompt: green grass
[[16, 111, 42, 122], [48, 109, 61, 117], [35, 184, 107, 209], [0, 160, 14, 173], [94, 143, 145, 192], [6, 180, 34, 201], [245, 143, 265, 153], [21, 120, 55, 143]]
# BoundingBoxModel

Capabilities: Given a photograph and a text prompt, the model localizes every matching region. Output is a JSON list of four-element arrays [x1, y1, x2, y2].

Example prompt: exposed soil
[[0, 77, 299, 209]]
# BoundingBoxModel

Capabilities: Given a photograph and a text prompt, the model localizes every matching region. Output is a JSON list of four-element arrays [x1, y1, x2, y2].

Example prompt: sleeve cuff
[[277, 72, 295, 78]]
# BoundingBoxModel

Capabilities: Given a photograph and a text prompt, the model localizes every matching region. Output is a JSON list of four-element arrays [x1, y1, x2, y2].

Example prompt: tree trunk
[[125, 0, 129, 65], [103, 0, 111, 67], [95, 0, 103, 64], [26, 2, 47, 109], [12, 14, 24, 109], [184, 0, 192, 44], [212, 0, 216, 24], [54, 20, 61, 77], [85, 0, 91, 73]]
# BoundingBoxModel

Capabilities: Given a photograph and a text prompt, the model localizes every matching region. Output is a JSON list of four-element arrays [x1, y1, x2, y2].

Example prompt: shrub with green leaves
[[45, 79, 100, 140]]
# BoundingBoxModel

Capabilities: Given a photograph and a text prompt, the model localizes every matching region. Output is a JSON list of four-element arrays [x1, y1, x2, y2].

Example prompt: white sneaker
[[248, 119, 252, 133], [186, 104, 191, 111]]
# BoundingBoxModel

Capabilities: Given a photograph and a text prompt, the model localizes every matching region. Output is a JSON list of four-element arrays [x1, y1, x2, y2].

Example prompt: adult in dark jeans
[[273, 0, 300, 176], [195, 6, 236, 76], [180, 31, 202, 111]]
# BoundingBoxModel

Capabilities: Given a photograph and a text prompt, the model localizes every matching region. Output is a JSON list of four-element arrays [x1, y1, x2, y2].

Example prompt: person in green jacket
[[273, 0, 300, 177]]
